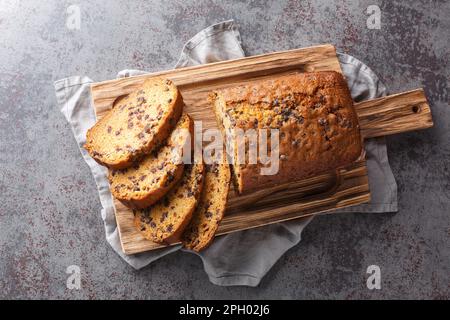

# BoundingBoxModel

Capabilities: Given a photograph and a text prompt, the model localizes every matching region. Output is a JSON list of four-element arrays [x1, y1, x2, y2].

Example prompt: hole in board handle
[[412, 105, 420, 113]]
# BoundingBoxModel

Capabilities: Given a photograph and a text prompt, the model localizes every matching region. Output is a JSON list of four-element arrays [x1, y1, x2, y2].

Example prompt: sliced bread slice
[[134, 162, 205, 244], [181, 162, 231, 252], [85, 78, 183, 169], [109, 113, 193, 209]]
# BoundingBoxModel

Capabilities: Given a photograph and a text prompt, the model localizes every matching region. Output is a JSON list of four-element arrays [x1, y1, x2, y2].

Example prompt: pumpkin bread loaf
[[181, 162, 231, 252], [109, 113, 193, 209], [85, 78, 183, 169], [210, 71, 362, 194], [134, 163, 205, 244]]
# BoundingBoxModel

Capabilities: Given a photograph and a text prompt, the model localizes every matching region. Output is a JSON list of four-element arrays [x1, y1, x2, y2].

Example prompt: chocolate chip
[[295, 115, 304, 124], [166, 172, 175, 185], [277, 118, 284, 127], [160, 212, 168, 223], [318, 118, 327, 126], [137, 96, 146, 105], [272, 98, 279, 107], [209, 163, 219, 175], [167, 224, 173, 233], [144, 124, 152, 134], [281, 108, 292, 121], [107, 126, 112, 133]]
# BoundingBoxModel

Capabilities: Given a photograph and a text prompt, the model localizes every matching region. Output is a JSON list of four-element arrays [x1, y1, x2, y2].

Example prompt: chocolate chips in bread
[[181, 162, 231, 252], [109, 113, 193, 209], [85, 78, 183, 169], [210, 71, 362, 194], [134, 163, 205, 244]]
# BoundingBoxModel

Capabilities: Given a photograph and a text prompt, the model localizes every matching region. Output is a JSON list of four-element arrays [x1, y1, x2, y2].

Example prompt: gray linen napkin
[[54, 20, 397, 287]]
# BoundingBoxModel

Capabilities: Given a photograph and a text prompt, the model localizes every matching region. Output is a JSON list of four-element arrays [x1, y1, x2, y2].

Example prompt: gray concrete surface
[[0, 0, 449, 299]]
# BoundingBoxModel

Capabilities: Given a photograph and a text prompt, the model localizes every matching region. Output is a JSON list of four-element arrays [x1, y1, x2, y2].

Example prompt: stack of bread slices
[[85, 78, 230, 251]]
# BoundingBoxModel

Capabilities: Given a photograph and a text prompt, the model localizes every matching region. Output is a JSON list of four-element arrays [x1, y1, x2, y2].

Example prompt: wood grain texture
[[356, 89, 433, 139], [116, 159, 369, 254], [91, 44, 342, 123], [90, 44, 433, 255]]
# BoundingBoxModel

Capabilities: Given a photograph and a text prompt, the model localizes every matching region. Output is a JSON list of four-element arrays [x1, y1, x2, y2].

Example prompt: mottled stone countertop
[[0, 0, 448, 299]]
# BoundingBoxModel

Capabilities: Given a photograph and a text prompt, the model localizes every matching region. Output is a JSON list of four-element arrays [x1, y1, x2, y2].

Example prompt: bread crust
[[211, 71, 363, 194]]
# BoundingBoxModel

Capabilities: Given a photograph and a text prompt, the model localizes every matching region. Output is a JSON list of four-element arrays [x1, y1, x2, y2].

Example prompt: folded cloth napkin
[[54, 20, 397, 287]]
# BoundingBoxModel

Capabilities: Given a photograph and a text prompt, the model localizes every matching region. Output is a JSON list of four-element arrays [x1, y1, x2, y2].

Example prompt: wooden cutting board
[[90, 44, 433, 255]]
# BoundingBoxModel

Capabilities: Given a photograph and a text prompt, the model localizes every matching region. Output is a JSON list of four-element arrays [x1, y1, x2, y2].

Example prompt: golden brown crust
[[109, 114, 193, 209], [211, 71, 362, 194], [84, 78, 183, 169], [134, 163, 205, 244]]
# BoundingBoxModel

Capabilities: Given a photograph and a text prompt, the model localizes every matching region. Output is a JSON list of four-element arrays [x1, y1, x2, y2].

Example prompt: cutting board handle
[[355, 89, 433, 139]]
